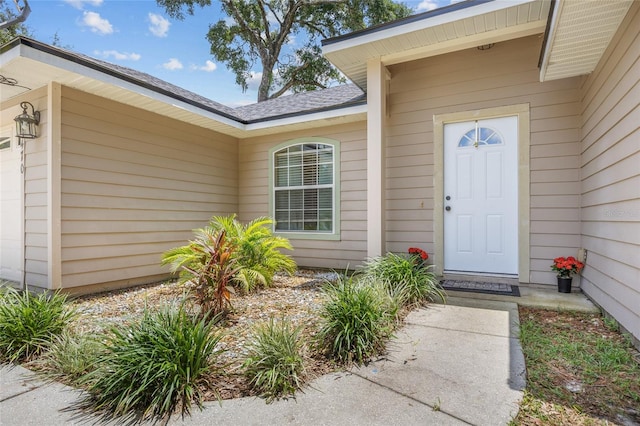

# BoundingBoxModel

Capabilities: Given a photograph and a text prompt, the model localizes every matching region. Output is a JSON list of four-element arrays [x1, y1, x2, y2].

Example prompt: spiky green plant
[[163, 229, 239, 316], [362, 252, 445, 307], [34, 331, 104, 385], [243, 317, 305, 402], [317, 274, 394, 365], [0, 288, 77, 362], [78, 306, 223, 423], [208, 215, 296, 293]]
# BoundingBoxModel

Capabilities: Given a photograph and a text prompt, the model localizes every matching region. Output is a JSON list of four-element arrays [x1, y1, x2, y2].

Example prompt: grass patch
[[514, 307, 640, 425]]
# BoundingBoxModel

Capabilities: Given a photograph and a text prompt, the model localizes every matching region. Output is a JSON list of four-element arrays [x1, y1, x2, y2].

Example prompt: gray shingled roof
[[6, 37, 365, 124], [234, 84, 365, 122]]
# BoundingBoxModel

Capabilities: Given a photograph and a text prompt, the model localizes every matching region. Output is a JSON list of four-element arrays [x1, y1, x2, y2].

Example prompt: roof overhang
[[539, 0, 634, 81], [323, 0, 551, 89], [0, 39, 366, 139]]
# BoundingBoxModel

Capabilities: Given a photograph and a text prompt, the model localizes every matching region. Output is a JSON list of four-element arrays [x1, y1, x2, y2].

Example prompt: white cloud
[[246, 71, 262, 91], [190, 60, 217, 72], [94, 50, 141, 61], [163, 58, 183, 70], [148, 13, 170, 38], [65, 0, 103, 10], [80, 11, 113, 35], [415, 0, 439, 12]]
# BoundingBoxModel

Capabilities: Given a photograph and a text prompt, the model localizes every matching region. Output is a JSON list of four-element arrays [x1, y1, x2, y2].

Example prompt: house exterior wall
[[386, 34, 583, 286], [0, 87, 49, 289], [578, 3, 640, 341], [59, 87, 238, 292], [238, 122, 368, 269]]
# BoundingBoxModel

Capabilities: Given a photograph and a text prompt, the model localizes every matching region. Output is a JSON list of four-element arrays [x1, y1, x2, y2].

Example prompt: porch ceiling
[[323, 0, 551, 89], [539, 0, 634, 81]]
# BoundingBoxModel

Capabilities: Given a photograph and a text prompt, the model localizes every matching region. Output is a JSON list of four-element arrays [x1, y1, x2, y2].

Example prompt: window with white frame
[[273, 142, 335, 233]]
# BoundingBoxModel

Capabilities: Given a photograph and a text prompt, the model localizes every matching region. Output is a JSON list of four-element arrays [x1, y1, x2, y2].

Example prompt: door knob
[[445, 206, 451, 211], [445, 195, 451, 200]]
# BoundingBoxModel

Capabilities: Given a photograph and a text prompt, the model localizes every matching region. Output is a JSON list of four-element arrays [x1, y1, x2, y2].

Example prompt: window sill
[[274, 231, 341, 241]]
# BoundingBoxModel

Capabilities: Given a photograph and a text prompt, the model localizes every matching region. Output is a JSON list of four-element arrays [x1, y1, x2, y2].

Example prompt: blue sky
[[24, 0, 453, 107]]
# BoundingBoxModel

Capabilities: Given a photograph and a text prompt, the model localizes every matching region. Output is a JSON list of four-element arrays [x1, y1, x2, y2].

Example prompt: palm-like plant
[[208, 215, 296, 293]]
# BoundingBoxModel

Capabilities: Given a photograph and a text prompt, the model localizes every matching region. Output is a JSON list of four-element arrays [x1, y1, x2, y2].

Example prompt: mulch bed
[[70, 270, 340, 400]]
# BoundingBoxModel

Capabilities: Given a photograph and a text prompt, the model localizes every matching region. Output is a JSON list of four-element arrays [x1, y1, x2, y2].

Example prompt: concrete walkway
[[0, 291, 597, 425]]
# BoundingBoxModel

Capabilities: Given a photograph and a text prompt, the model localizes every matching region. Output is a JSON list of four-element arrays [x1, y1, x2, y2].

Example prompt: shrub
[[317, 274, 394, 365], [362, 252, 445, 307], [34, 331, 104, 385], [208, 215, 296, 293], [162, 229, 239, 316], [0, 288, 77, 362], [243, 317, 305, 402], [78, 306, 224, 422], [162, 215, 297, 314]]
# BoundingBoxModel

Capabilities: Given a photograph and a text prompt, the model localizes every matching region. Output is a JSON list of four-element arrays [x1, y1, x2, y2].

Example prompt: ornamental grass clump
[[317, 274, 395, 365], [78, 306, 224, 423], [362, 251, 445, 307], [34, 331, 104, 385], [0, 288, 77, 362], [243, 317, 305, 402]]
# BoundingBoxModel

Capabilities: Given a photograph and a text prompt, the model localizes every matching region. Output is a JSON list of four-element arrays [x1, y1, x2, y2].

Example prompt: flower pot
[[557, 276, 572, 293]]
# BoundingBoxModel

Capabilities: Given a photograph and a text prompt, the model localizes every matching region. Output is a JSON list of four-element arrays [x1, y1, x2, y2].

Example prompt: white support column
[[47, 82, 62, 289], [366, 58, 387, 258]]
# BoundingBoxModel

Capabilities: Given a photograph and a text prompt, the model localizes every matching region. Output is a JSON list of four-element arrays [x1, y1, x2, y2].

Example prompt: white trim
[[539, 0, 561, 82], [47, 81, 62, 290], [433, 104, 530, 281], [366, 58, 386, 257], [20, 44, 244, 130], [0, 43, 20, 66], [323, 0, 536, 54], [244, 104, 368, 132], [268, 137, 341, 241]]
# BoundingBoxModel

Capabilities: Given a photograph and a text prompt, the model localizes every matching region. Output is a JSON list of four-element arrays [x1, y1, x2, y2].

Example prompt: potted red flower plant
[[551, 256, 584, 293], [408, 247, 429, 270]]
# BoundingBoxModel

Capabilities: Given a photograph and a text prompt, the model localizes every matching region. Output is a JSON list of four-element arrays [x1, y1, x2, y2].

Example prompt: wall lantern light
[[14, 101, 40, 139]]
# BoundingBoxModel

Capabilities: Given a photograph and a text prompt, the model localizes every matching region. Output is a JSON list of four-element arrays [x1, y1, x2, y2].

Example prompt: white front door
[[443, 116, 518, 275], [0, 129, 23, 283]]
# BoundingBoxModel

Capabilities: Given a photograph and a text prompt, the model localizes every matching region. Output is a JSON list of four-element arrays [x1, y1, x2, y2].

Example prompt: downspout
[[20, 135, 26, 291]]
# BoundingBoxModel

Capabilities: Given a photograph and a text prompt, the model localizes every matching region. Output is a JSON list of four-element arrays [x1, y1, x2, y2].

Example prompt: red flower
[[551, 256, 584, 278], [408, 247, 428, 260]]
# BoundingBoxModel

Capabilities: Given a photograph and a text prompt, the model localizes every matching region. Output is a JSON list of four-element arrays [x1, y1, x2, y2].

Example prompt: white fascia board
[[19, 44, 245, 130], [323, 0, 537, 54], [244, 104, 368, 132], [539, 0, 561, 82], [0, 43, 21, 66]]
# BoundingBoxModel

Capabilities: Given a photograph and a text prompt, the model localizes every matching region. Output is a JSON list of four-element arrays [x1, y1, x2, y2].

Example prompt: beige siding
[[387, 35, 583, 285], [1, 88, 50, 288], [579, 3, 640, 341], [238, 123, 367, 269], [60, 87, 238, 290]]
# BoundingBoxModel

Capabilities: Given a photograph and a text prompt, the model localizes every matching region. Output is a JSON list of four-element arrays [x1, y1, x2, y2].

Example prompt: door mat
[[440, 280, 520, 297]]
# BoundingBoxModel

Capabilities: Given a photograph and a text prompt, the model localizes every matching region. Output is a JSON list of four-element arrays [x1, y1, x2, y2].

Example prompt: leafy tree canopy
[[0, 0, 32, 45], [157, 0, 412, 101]]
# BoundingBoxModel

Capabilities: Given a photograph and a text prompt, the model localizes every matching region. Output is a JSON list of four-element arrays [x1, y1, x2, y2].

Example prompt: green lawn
[[513, 307, 640, 425]]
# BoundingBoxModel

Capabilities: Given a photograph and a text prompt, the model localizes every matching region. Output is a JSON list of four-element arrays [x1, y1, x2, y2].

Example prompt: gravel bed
[[70, 269, 340, 400]]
